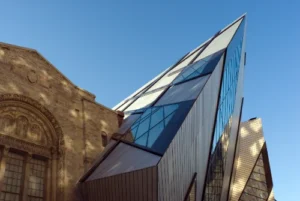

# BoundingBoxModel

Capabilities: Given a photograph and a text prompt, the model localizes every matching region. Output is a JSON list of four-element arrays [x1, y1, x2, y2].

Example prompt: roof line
[[0, 41, 96, 100]]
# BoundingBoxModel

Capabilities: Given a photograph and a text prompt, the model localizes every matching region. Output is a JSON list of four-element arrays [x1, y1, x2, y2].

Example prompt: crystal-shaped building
[[78, 14, 276, 201]]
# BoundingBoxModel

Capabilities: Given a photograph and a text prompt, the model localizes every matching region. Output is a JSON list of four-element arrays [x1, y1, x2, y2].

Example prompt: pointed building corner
[[229, 119, 275, 201]]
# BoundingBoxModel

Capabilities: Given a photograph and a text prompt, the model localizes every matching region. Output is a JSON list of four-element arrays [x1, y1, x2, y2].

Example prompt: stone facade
[[0, 42, 120, 201]]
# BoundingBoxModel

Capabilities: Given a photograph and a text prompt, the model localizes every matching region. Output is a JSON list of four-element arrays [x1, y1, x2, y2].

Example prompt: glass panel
[[117, 114, 141, 134], [135, 132, 148, 146], [155, 75, 210, 107], [201, 51, 225, 75], [140, 108, 151, 120], [147, 122, 164, 147], [131, 127, 138, 137], [125, 100, 193, 154], [173, 51, 223, 85], [1, 152, 24, 201], [168, 46, 205, 75], [150, 108, 163, 127], [28, 158, 46, 199], [204, 18, 245, 201], [164, 113, 174, 126], [135, 118, 150, 139], [164, 104, 179, 117]]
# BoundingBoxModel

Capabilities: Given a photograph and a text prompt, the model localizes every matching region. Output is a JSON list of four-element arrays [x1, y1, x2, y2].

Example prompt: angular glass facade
[[122, 100, 194, 154], [78, 14, 277, 201], [116, 45, 226, 154], [204, 18, 246, 201], [173, 49, 224, 85]]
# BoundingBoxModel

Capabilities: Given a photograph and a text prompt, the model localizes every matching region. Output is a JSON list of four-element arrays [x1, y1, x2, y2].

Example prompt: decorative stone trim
[[0, 135, 51, 158]]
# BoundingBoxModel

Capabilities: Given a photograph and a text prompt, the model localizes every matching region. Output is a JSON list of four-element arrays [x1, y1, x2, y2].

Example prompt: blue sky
[[1, 1, 298, 200]]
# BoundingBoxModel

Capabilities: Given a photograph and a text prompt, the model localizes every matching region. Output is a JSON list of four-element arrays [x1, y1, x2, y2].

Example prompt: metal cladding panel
[[195, 18, 243, 62], [86, 142, 160, 181], [220, 18, 247, 201], [157, 54, 224, 201], [228, 119, 266, 201], [80, 166, 158, 201]]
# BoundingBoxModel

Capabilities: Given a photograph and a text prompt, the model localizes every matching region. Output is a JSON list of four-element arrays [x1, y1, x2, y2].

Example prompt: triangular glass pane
[[191, 60, 207, 73], [164, 112, 175, 126], [185, 70, 201, 81], [164, 104, 179, 117], [195, 18, 243, 61], [135, 132, 148, 147], [173, 75, 185, 84], [201, 52, 224, 75], [173, 66, 196, 84], [152, 107, 159, 112], [140, 108, 151, 120], [150, 108, 164, 128], [135, 118, 150, 139], [131, 120, 139, 130], [147, 122, 164, 147]]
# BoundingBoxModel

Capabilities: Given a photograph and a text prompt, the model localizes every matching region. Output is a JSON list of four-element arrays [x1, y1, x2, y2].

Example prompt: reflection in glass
[[127, 103, 179, 149]]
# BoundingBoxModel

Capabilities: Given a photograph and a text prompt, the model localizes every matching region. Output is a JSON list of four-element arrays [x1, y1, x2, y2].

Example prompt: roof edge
[[0, 41, 96, 100]]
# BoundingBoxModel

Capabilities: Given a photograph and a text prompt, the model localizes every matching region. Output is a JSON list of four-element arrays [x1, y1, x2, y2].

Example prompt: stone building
[[0, 42, 122, 201]]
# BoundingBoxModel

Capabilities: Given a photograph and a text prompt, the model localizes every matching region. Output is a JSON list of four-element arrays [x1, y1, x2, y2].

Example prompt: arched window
[[0, 94, 65, 201]]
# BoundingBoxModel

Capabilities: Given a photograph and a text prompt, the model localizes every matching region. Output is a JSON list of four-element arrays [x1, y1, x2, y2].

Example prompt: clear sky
[[0, 1, 298, 200]]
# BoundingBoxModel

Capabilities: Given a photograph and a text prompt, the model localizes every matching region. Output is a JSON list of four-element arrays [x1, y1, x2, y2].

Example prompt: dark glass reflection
[[130, 104, 179, 148], [124, 100, 194, 154]]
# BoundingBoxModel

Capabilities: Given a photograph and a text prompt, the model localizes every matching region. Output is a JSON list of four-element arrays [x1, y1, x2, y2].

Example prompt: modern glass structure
[[77, 14, 275, 201]]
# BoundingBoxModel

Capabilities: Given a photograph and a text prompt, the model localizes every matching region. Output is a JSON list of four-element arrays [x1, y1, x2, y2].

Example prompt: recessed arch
[[0, 94, 63, 148]]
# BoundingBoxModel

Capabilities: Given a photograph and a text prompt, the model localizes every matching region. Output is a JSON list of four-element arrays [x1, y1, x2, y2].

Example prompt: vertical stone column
[[0, 146, 10, 192], [22, 153, 32, 201]]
